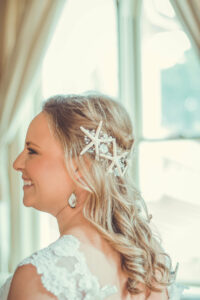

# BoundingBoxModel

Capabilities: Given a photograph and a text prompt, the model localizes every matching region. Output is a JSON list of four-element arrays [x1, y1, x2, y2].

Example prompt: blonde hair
[[42, 93, 174, 296]]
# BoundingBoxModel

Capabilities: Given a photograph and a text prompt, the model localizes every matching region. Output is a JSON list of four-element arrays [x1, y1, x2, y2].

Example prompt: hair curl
[[42, 93, 175, 297]]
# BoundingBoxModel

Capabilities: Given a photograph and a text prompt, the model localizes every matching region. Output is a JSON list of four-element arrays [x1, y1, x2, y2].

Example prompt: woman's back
[[74, 231, 129, 299], [71, 231, 168, 300]]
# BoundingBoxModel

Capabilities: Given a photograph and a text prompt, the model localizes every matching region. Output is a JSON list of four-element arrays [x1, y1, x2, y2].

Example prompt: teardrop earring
[[68, 193, 77, 208]]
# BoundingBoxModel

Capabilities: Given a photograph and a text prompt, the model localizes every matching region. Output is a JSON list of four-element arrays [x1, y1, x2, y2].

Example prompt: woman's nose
[[13, 151, 25, 171]]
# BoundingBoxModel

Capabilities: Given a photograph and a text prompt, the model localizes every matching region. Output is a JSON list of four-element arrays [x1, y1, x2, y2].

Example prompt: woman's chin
[[23, 196, 34, 207]]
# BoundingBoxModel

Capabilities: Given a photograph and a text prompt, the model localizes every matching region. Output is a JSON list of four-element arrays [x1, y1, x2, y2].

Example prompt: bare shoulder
[[7, 264, 57, 300]]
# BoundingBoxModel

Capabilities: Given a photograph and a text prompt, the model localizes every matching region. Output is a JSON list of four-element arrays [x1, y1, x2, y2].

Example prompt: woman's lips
[[23, 184, 34, 190]]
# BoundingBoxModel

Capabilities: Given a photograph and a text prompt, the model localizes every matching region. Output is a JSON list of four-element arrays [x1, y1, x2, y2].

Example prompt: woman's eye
[[27, 147, 37, 155]]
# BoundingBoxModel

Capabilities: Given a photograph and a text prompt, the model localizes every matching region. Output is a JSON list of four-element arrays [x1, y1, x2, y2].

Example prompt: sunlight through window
[[42, 0, 118, 99]]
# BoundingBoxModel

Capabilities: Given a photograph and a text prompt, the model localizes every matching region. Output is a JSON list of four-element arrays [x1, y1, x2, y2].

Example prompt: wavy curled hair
[[42, 93, 175, 297]]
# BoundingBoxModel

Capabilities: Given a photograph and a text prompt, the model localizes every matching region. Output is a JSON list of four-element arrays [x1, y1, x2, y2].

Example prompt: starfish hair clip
[[80, 121, 129, 177]]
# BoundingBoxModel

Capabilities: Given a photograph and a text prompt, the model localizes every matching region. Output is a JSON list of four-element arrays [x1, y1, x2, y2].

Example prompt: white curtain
[[0, 0, 66, 281], [170, 0, 200, 59]]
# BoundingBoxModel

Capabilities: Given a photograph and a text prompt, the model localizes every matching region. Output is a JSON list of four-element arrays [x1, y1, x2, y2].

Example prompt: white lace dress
[[0, 235, 186, 300]]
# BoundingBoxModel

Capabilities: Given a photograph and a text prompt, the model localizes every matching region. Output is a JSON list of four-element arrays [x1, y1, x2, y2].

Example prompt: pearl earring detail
[[68, 193, 77, 208]]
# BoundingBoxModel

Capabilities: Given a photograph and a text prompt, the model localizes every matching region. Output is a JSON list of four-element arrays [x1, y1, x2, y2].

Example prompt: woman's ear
[[72, 156, 92, 181], [71, 158, 92, 193]]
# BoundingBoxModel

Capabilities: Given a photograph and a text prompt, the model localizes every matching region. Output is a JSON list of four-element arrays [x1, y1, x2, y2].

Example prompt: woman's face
[[13, 112, 75, 215]]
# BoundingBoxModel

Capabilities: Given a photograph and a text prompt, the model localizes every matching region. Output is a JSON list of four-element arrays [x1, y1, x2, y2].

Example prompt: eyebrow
[[26, 141, 40, 148]]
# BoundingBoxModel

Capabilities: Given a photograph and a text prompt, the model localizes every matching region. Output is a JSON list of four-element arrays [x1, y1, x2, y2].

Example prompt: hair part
[[42, 93, 174, 296]]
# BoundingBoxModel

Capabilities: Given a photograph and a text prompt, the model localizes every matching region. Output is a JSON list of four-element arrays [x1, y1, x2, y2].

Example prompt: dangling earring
[[68, 193, 77, 208]]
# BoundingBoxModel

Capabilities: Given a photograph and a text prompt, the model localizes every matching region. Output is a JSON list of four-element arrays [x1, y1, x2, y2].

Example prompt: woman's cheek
[[28, 159, 48, 182]]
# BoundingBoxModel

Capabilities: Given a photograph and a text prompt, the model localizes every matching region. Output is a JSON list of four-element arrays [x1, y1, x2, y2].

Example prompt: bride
[[0, 93, 185, 299]]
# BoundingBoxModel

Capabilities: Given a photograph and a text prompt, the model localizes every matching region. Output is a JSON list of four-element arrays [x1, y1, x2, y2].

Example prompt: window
[[42, 0, 118, 99], [140, 0, 200, 288]]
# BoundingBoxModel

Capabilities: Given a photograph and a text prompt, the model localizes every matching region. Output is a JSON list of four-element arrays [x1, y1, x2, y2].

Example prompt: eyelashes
[[27, 147, 37, 155]]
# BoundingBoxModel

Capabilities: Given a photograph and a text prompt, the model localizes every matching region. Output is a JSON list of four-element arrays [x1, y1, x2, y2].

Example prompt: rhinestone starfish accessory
[[100, 138, 129, 177], [80, 121, 129, 177]]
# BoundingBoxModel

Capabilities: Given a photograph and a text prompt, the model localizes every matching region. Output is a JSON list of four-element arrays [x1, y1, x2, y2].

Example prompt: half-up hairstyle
[[42, 93, 175, 297]]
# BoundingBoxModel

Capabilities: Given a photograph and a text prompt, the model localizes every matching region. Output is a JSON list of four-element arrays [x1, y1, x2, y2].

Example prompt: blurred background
[[0, 0, 200, 298]]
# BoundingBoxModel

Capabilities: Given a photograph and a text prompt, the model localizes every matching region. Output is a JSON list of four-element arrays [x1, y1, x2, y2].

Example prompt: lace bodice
[[18, 235, 118, 299], [0, 234, 188, 300]]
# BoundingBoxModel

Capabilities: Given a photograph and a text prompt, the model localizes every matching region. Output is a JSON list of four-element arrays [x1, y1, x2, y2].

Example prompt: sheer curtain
[[0, 0, 66, 284], [170, 0, 200, 58]]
